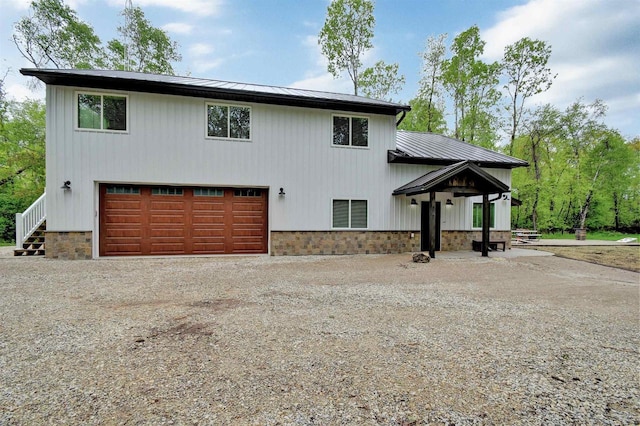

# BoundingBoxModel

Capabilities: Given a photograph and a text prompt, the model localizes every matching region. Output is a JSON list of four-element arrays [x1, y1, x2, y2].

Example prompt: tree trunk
[[613, 192, 620, 231], [529, 133, 541, 230]]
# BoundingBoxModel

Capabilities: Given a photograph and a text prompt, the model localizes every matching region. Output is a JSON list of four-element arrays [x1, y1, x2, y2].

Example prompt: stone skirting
[[441, 230, 512, 251], [271, 230, 511, 255], [45, 231, 93, 260], [271, 231, 421, 256]]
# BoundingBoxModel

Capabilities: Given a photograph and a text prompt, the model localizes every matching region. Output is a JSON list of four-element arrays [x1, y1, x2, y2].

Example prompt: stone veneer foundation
[[271, 230, 511, 255], [43, 230, 511, 259], [271, 231, 421, 256], [45, 231, 92, 260], [440, 230, 512, 252]]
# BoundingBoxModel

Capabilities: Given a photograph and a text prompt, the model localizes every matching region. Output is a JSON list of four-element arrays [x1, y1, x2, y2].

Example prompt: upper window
[[332, 199, 368, 229], [333, 115, 368, 147], [77, 92, 127, 132], [207, 104, 251, 140], [472, 203, 495, 228]]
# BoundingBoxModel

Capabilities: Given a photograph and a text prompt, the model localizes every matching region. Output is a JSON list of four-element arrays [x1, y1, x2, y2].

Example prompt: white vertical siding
[[45, 85, 513, 237]]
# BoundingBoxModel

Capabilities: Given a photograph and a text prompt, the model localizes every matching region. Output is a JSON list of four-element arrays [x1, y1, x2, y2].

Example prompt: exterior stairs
[[14, 221, 46, 256]]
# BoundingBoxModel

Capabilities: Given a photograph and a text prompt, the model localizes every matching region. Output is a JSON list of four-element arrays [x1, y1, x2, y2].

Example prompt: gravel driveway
[[1, 251, 638, 425]]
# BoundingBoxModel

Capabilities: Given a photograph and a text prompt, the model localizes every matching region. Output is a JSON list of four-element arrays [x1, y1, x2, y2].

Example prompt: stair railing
[[15, 191, 46, 248]]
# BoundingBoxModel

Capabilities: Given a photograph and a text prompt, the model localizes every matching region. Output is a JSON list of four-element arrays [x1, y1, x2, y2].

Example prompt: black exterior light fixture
[[446, 198, 454, 207], [410, 198, 418, 206], [278, 187, 285, 197], [61, 180, 71, 190]]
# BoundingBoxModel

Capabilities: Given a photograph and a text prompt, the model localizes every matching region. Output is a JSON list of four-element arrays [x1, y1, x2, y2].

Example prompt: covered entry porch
[[394, 160, 510, 258]]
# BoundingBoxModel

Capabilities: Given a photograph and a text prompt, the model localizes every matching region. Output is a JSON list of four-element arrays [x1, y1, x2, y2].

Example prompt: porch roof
[[392, 160, 510, 197]]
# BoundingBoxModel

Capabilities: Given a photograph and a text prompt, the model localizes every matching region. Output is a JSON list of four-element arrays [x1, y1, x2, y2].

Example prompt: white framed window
[[472, 202, 495, 228], [332, 115, 368, 147], [76, 92, 128, 132], [332, 199, 368, 229], [206, 103, 251, 140]]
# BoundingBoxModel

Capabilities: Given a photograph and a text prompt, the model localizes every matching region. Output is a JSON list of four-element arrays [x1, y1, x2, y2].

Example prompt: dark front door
[[421, 201, 441, 251]]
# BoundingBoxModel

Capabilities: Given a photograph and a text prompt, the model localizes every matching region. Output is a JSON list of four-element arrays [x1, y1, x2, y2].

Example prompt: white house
[[16, 68, 527, 259]]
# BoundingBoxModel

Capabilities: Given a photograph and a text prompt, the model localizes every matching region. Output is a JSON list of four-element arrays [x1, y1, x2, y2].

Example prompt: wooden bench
[[512, 229, 542, 241], [472, 240, 506, 252]]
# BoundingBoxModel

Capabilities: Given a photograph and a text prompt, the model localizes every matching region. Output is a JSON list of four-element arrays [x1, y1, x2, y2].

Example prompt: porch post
[[482, 193, 490, 257], [429, 191, 436, 258]]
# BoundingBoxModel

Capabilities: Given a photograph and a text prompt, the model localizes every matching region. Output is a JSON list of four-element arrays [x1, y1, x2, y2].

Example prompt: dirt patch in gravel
[[524, 246, 640, 272], [0, 253, 638, 425]]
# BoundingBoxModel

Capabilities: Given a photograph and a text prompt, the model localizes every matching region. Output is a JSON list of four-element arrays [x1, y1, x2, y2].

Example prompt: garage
[[99, 184, 268, 256]]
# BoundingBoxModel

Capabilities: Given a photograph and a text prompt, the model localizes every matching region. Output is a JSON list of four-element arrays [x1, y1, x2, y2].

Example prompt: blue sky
[[1, 0, 639, 140]]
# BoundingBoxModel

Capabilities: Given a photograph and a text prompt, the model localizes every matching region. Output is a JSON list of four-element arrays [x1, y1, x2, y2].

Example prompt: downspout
[[489, 193, 503, 203], [396, 110, 407, 127]]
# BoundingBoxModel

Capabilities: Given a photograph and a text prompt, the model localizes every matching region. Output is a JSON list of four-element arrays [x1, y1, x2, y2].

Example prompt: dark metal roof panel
[[394, 130, 528, 168], [20, 68, 410, 116]]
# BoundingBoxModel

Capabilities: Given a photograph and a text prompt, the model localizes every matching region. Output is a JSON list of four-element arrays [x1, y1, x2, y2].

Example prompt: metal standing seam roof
[[389, 130, 529, 168], [392, 160, 510, 196], [20, 68, 410, 116]]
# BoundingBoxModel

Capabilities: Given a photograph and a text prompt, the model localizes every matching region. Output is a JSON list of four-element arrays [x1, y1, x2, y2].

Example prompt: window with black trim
[[333, 115, 368, 147], [332, 199, 367, 228], [207, 103, 251, 140], [77, 92, 127, 131], [472, 203, 495, 228]]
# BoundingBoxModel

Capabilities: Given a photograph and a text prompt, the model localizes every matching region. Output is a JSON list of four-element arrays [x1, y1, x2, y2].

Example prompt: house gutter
[[396, 110, 407, 127]]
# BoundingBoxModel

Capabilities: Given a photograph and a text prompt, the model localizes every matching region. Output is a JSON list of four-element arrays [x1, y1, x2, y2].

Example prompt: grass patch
[[0, 241, 15, 247], [526, 246, 640, 272], [543, 231, 640, 241]]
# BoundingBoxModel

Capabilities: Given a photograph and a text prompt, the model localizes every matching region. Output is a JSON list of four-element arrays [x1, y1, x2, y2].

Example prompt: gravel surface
[[1, 251, 638, 425]]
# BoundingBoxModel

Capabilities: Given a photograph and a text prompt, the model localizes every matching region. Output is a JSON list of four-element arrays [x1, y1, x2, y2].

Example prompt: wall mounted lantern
[[61, 180, 71, 190], [278, 187, 286, 197], [446, 199, 454, 207], [410, 198, 418, 206]]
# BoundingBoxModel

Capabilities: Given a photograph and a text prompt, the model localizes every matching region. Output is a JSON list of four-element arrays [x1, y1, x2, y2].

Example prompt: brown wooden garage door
[[99, 185, 268, 256]]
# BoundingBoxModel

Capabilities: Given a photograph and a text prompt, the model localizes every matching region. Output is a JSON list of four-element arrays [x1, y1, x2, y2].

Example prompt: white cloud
[[0, 0, 31, 10], [295, 33, 379, 94], [482, 0, 640, 135], [162, 22, 193, 34], [106, 0, 223, 16], [290, 72, 352, 94], [192, 59, 224, 74], [188, 43, 214, 57]]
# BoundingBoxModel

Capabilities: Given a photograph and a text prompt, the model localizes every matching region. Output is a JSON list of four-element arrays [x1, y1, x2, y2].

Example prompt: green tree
[[318, 0, 403, 98], [12, 0, 103, 69], [106, 6, 182, 74], [441, 25, 501, 147], [416, 33, 448, 133], [359, 60, 405, 101], [318, 0, 374, 95], [398, 97, 447, 134], [0, 99, 46, 241], [502, 37, 556, 155]]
